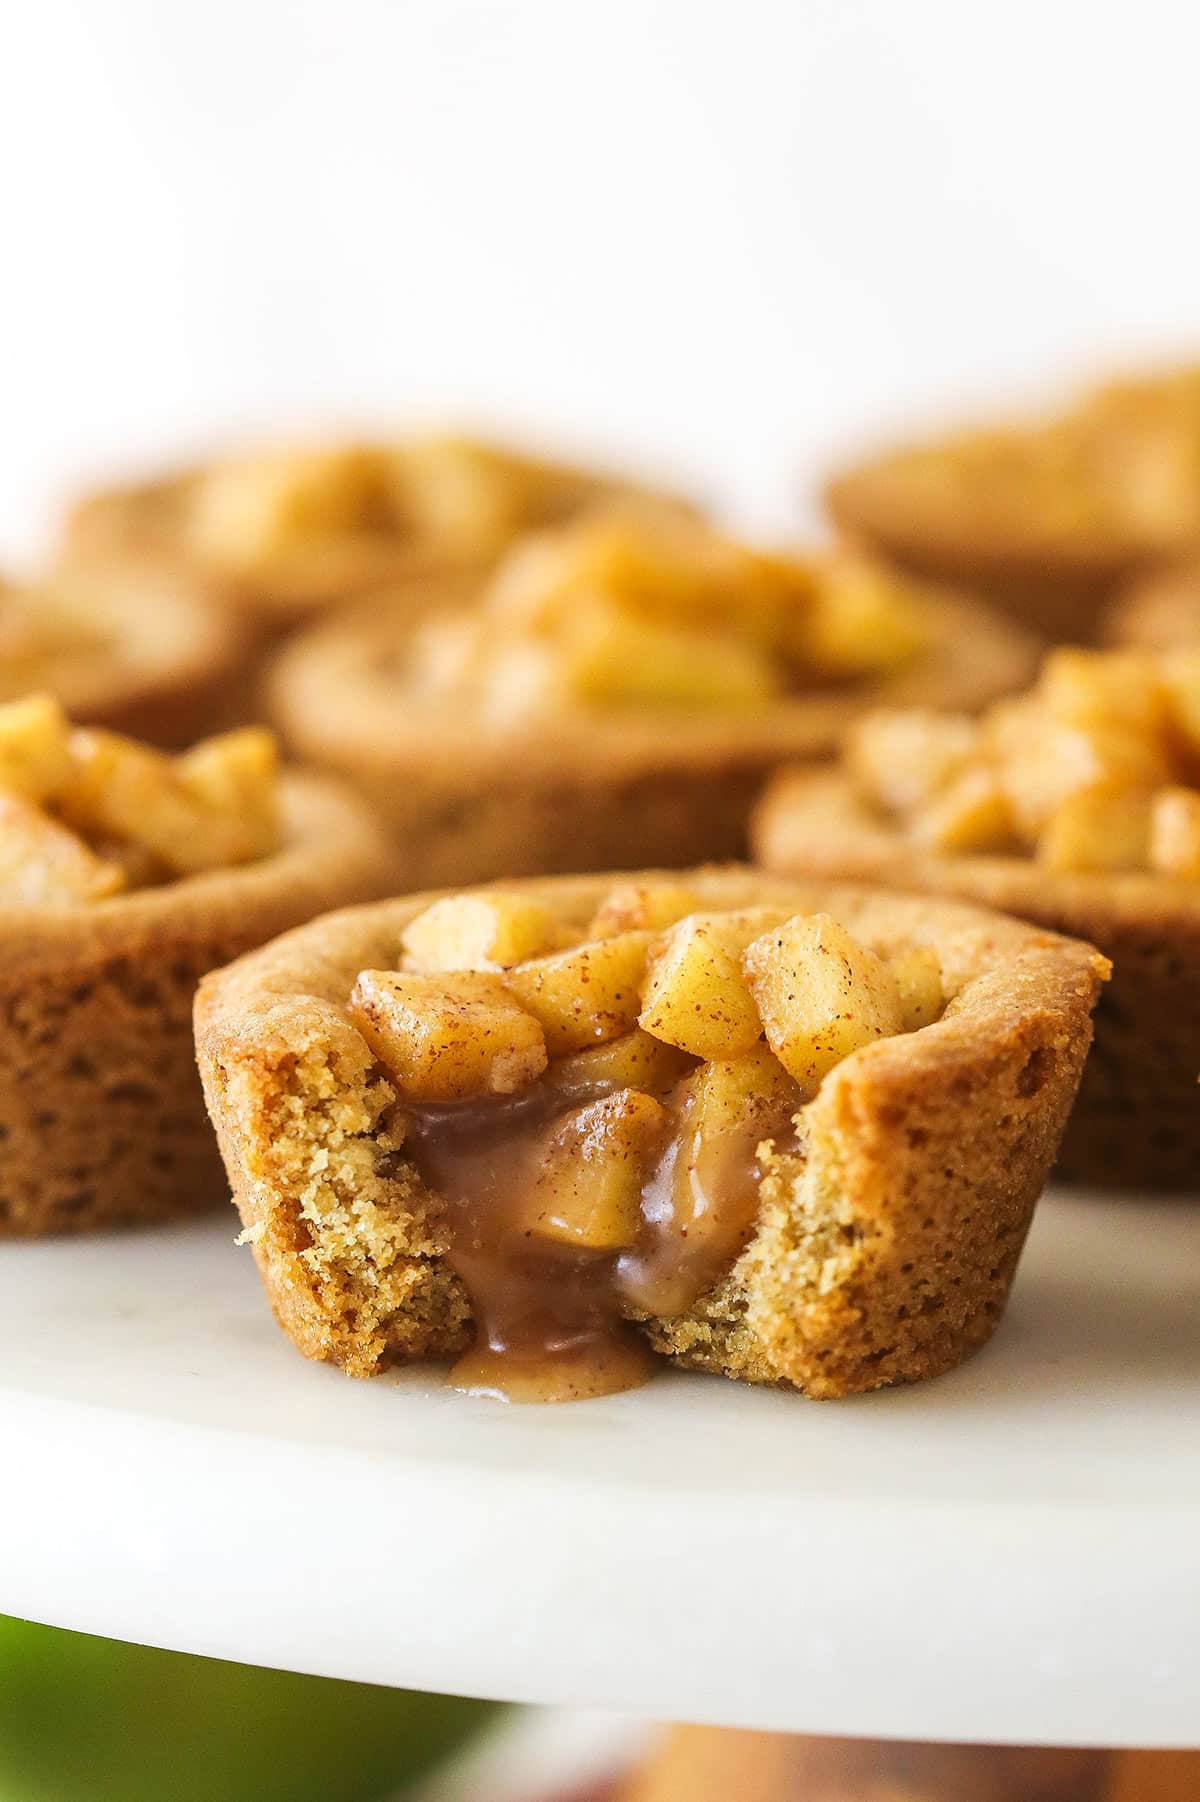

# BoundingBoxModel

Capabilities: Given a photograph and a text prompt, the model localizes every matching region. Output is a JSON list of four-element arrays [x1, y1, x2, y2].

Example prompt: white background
[[3, 0, 1199, 553]]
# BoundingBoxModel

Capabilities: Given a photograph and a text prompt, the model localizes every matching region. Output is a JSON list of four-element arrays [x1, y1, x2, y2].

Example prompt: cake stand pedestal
[[0, 1187, 1196, 1753]]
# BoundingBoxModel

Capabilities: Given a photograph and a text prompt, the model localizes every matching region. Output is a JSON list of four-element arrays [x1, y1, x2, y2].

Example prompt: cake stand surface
[[1, 1188, 1196, 1749]]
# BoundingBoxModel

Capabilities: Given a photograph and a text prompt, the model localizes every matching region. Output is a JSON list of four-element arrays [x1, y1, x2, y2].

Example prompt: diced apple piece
[[618, 1043, 802, 1316], [178, 727, 281, 863], [682, 1039, 802, 1144], [796, 559, 928, 675], [486, 512, 762, 636], [1149, 786, 1200, 878], [913, 764, 1016, 854], [1159, 651, 1200, 759], [675, 1045, 802, 1233], [557, 600, 780, 710], [986, 698, 1168, 839], [188, 446, 382, 566], [58, 730, 242, 875], [0, 693, 73, 802], [743, 912, 904, 1091], [348, 969, 547, 1102], [402, 891, 567, 972], [639, 911, 786, 1060], [845, 708, 979, 815], [58, 731, 198, 870], [389, 436, 516, 546], [526, 1089, 671, 1250], [1036, 783, 1154, 873], [588, 881, 701, 937], [0, 794, 125, 905], [504, 932, 653, 1054], [546, 1029, 696, 1103], [1038, 647, 1166, 737], [888, 946, 944, 1031]]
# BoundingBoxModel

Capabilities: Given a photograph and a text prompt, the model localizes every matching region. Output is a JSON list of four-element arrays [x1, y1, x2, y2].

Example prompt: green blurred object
[[0, 1614, 497, 1802]]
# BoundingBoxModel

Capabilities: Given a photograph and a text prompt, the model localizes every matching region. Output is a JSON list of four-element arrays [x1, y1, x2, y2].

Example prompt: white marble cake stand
[[0, 1187, 1196, 1749]]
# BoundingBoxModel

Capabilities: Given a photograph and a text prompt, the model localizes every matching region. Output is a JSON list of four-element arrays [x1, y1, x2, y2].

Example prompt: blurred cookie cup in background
[[0, 557, 242, 748], [826, 363, 1200, 644], [754, 646, 1200, 1189], [62, 432, 695, 638], [267, 507, 1038, 886], [0, 696, 392, 1236]]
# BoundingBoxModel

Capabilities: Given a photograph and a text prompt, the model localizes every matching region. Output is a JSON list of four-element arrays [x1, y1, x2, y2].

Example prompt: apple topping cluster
[[405, 511, 931, 719], [885, 367, 1200, 541], [848, 647, 1200, 876], [181, 436, 630, 576], [0, 693, 280, 905], [346, 883, 944, 1278]]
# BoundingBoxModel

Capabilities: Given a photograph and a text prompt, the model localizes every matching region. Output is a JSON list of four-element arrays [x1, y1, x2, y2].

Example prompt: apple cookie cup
[[826, 365, 1200, 644], [753, 642, 1200, 1189], [266, 546, 1037, 886], [757, 771, 1200, 1191], [196, 871, 1104, 1401], [63, 437, 693, 631], [0, 767, 393, 1238]]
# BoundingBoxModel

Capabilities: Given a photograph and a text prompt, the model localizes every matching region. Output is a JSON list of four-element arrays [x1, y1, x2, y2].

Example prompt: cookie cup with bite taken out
[[0, 697, 393, 1236], [267, 509, 1038, 886], [195, 869, 1104, 1403]]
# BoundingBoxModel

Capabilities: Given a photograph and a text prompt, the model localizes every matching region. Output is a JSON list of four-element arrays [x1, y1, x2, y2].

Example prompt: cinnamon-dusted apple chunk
[[196, 869, 1104, 1404], [755, 645, 1200, 1188], [0, 695, 392, 1237], [63, 434, 691, 629], [267, 507, 1037, 884], [827, 363, 1200, 643]]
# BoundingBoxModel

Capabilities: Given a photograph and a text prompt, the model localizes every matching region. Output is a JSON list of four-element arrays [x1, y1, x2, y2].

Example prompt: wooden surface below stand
[[621, 1729, 1200, 1801]]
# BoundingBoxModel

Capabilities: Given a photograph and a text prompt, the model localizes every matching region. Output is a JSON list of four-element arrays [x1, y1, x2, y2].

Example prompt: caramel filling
[[405, 1069, 800, 1403]]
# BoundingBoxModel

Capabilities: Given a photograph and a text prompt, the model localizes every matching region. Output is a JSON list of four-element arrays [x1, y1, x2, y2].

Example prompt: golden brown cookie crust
[[0, 772, 394, 1238], [195, 868, 1104, 1398], [1104, 558, 1200, 651], [265, 590, 1038, 886], [754, 769, 1199, 1189]]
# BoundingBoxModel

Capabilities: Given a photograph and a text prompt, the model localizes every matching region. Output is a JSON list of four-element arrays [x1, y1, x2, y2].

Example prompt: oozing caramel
[[405, 1065, 801, 1403]]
